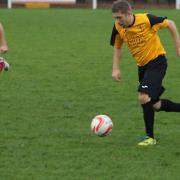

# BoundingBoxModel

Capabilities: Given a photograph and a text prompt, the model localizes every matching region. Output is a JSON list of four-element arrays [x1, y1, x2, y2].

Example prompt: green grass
[[0, 8, 180, 179]]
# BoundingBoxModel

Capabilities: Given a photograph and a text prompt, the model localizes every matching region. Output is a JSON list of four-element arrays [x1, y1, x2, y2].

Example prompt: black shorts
[[138, 55, 167, 103]]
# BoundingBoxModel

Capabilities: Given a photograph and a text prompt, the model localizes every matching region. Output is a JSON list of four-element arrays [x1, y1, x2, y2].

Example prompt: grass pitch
[[0, 8, 180, 180]]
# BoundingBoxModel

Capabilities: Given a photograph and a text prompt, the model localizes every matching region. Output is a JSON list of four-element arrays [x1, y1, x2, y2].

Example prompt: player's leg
[[153, 99, 180, 112], [138, 93, 154, 138], [137, 62, 157, 139], [138, 93, 156, 146], [137, 56, 167, 146]]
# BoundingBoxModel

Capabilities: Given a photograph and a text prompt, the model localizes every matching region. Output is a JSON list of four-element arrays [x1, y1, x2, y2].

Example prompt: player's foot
[[138, 136, 156, 146], [0, 57, 10, 72]]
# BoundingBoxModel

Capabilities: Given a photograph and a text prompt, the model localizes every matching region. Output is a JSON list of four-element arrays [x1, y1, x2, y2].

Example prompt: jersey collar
[[127, 14, 136, 28]]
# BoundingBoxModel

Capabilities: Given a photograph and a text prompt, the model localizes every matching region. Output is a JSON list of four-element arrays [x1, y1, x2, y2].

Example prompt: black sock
[[160, 99, 180, 112], [142, 101, 155, 138]]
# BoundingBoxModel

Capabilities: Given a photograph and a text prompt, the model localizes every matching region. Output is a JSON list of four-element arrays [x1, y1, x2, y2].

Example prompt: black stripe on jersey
[[147, 14, 167, 27], [110, 25, 118, 46]]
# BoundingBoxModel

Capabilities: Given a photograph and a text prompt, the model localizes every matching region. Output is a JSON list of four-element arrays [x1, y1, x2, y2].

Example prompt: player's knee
[[153, 101, 161, 111], [138, 93, 151, 104]]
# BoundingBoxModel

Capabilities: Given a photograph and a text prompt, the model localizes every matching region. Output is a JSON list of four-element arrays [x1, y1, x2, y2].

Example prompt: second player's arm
[[167, 20, 180, 56], [112, 47, 123, 81]]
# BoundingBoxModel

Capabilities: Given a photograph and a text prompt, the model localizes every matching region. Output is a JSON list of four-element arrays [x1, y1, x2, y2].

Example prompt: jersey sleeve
[[110, 25, 123, 49], [147, 14, 168, 32]]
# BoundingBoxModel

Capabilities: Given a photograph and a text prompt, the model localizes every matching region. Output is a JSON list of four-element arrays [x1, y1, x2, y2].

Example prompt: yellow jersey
[[110, 13, 168, 66]]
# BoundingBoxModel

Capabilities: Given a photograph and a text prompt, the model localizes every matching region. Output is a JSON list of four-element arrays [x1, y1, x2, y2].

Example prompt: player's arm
[[110, 25, 123, 81], [112, 47, 122, 81], [0, 22, 8, 54], [147, 14, 180, 56], [166, 20, 180, 56]]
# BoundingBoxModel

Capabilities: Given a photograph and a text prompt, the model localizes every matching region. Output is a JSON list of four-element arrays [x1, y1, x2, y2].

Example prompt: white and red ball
[[91, 115, 113, 137], [0, 57, 9, 72]]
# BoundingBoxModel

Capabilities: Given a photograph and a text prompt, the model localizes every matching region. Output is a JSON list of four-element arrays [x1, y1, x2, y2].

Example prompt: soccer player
[[0, 22, 9, 71], [110, 0, 180, 146]]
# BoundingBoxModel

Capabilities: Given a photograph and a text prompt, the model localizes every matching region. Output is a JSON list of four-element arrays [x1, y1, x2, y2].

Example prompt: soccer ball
[[0, 57, 10, 72], [91, 115, 113, 137]]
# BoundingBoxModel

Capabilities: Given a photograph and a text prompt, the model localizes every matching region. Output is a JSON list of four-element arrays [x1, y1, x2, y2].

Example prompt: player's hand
[[112, 69, 121, 81], [0, 45, 8, 54]]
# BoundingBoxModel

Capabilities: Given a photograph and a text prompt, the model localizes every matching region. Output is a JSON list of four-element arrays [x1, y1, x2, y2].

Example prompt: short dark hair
[[112, 0, 132, 13]]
